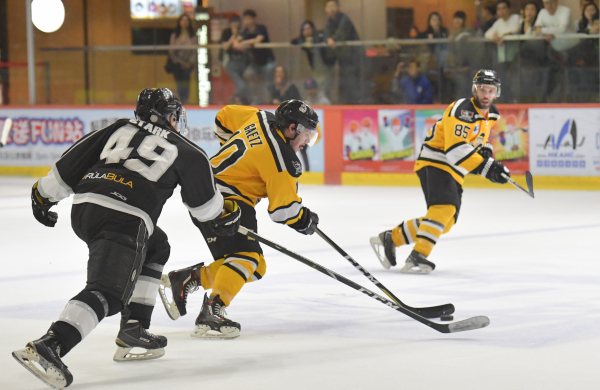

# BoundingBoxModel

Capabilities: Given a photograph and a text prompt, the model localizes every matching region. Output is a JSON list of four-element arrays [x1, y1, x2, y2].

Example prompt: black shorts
[[416, 166, 463, 222], [71, 203, 149, 304], [191, 200, 262, 260]]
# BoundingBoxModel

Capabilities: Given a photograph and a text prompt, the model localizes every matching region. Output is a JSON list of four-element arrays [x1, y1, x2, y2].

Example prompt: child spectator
[[303, 78, 331, 105]]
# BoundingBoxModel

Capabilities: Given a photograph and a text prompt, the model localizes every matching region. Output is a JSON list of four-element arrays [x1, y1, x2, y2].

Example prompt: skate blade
[[12, 347, 67, 390], [159, 274, 181, 320], [369, 236, 391, 270], [113, 346, 165, 362], [190, 325, 240, 339], [400, 261, 432, 274]]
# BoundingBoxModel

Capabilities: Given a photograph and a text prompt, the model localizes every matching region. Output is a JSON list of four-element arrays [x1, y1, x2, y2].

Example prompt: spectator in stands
[[267, 65, 302, 105], [303, 78, 331, 105], [485, 1, 520, 102], [574, 0, 597, 30], [576, 2, 599, 33], [231, 91, 250, 106], [292, 21, 336, 71], [167, 14, 196, 104], [479, 3, 498, 34], [240, 9, 276, 102], [519, 1, 540, 34], [534, 0, 573, 42], [450, 11, 473, 40], [419, 12, 450, 39], [324, 0, 363, 104], [390, 58, 434, 104], [408, 25, 420, 38], [221, 15, 248, 101]]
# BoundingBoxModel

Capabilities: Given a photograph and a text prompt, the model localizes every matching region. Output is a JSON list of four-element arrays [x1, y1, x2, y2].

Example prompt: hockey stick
[[0, 118, 12, 148], [315, 227, 454, 319], [501, 171, 534, 198], [238, 226, 489, 334]]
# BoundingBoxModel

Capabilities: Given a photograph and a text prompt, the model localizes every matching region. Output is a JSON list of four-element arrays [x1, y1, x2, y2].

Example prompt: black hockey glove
[[477, 142, 494, 160], [474, 157, 510, 184], [31, 182, 58, 227], [289, 207, 319, 235], [209, 199, 241, 236]]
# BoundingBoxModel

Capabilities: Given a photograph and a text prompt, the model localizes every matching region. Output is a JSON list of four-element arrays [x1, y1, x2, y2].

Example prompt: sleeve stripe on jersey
[[446, 142, 476, 166], [445, 141, 466, 154], [37, 163, 73, 203], [454, 148, 478, 166], [215, 118, 233, 134], [489, 113, 500, 120], [72, 193, 155, 236], [185, 191, 224, 223], [269, 201, 303, 223], [449, 98, 466, 117], [258, 111, 286, 173], [215, 178, 255, 204]]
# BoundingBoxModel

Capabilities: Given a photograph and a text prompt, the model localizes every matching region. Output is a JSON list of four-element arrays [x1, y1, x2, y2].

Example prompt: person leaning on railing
[[220, 14, 250, 103]]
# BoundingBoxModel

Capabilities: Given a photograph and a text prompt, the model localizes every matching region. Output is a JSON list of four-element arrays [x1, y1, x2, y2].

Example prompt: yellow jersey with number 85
[[414, 97, 500, 184]]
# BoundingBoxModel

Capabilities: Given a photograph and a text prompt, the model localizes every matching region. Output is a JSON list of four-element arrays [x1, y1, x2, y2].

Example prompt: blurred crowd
[[168, 0, 600, 105]]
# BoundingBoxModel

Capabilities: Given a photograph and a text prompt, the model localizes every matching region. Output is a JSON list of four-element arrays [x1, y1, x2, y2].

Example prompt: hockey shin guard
[[413, 205, 456, 257], [210, 252, 263, 306]]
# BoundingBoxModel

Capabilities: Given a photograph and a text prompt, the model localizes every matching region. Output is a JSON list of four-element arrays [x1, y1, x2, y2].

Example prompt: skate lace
[[141, 327, 159, 339], [184, 281, 199, 300], [214, 303, 229, 319]]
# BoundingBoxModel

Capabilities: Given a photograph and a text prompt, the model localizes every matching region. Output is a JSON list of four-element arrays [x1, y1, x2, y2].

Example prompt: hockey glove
[[31, 182, 58, 227], [475, 157, 510, 184], [477, 142, 494, 160], [289, 207, 319, 235], [209, 199, 241, 236]]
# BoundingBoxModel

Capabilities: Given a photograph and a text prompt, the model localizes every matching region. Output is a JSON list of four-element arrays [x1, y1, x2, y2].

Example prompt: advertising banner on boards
[[0, 108, 325, 173], [529, 108, 600, 176]]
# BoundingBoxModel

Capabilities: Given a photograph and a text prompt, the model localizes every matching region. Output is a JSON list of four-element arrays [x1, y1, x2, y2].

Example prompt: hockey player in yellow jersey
[[371, 70, 510, 274], [160, 100, 320, 338]]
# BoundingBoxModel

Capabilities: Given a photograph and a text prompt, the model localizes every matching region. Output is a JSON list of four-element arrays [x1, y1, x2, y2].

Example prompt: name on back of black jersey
[[129, 119, 170, 139]]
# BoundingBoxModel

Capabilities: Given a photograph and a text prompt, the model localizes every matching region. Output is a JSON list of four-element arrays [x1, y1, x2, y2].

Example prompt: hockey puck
[[440, 315, 453, 321]]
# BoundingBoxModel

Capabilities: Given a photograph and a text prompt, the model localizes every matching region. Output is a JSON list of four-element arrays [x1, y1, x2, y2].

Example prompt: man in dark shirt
[[240, 9, 276, 101], [391, 58, 434, 104], [323, 0, 363, 104], [221, 14, 249, 101]]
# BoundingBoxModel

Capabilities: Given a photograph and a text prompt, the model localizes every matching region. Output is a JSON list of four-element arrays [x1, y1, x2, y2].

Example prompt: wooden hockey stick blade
[[525, 171, 535, 198], [501, 173, 534, 198], [315, 228, 454, 318], [0, 118, 12, 147], [238, 226, 489, 334]]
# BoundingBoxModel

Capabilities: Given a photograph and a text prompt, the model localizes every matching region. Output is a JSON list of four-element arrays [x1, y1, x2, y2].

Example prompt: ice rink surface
[[1, 176, 599, 389]]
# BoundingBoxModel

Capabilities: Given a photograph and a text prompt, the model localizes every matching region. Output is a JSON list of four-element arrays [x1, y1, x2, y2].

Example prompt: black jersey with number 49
[[36, 118, 223, 236]]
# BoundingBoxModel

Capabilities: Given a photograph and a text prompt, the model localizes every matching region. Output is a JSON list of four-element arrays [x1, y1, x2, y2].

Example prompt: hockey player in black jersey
[[12, 88, 241, 389]]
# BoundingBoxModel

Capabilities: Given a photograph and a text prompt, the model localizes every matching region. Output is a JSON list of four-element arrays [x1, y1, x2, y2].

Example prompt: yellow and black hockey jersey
[[414, 98, 500, 184], [211, 105, 305, 225]]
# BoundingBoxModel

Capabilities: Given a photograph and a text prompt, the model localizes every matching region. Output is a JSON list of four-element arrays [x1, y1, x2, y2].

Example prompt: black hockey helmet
[[135, 88, 187, 134], [472, 69, 501, 98]]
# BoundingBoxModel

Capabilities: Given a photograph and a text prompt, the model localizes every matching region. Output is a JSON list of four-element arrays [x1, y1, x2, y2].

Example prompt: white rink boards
[[1, 177, 599, 389]]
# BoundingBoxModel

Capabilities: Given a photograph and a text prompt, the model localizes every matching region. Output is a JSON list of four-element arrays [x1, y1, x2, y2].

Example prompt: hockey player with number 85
[[371, 70, 511, 274], [12, 88, 241, 389]]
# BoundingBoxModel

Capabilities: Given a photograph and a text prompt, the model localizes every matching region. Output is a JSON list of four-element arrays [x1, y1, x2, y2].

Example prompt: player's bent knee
[[86, 232, 147, 306]]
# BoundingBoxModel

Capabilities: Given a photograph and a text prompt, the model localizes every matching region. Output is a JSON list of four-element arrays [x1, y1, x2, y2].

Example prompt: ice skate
[[113, 321, 167, 362], [370, 230, 396, 269], [400, 250, 436, 274], [12, 330, 73, 389], [159, 262, 203, 320], [191, 293, 240, 339]]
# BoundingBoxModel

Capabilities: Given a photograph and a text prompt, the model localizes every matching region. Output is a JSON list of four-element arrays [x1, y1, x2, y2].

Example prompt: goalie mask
[[275, 100, 319, 147], [135, 88, 187, 135]]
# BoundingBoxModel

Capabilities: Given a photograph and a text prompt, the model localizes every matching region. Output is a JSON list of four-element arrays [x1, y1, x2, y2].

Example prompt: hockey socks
[[392, 218, 422, 247], [413, 205, 456, 258], [51, 290, 122, 356]]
